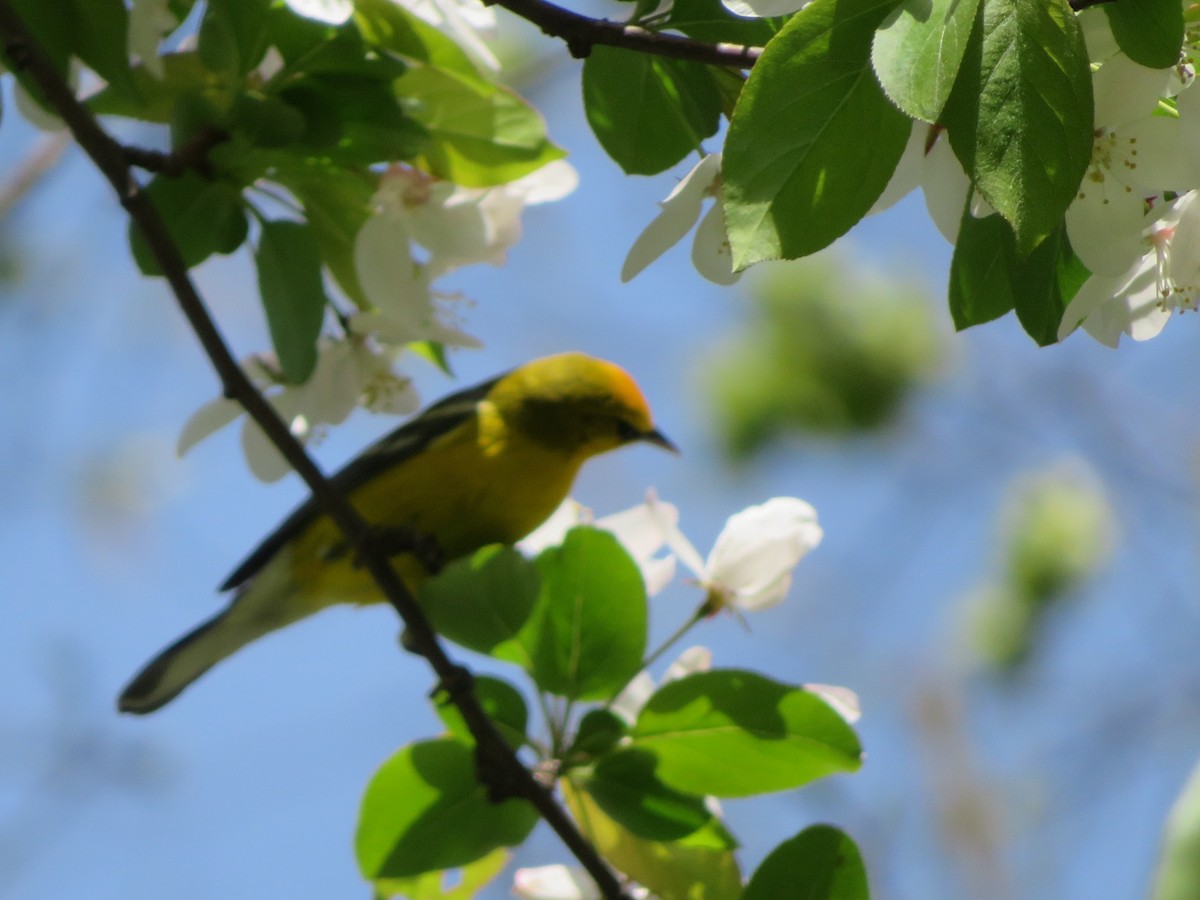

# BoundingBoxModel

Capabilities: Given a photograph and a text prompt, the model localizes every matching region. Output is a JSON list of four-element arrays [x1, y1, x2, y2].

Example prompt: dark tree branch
[[486, 0, 763, 67], [0, 6, 628, 897], [1068, 0, 1118, 9], [123, 126, 228, 178]]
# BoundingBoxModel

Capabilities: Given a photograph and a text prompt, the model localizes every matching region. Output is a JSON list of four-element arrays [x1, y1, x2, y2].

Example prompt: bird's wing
[[217, 374, 504, 592]]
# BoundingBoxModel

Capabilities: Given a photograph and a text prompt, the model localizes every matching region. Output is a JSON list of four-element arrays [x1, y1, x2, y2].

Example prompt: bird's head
[[492, 352, 677, 459]]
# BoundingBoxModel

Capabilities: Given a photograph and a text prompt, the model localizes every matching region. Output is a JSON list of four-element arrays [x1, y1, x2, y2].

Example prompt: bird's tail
[[118, 564, 305, 715]]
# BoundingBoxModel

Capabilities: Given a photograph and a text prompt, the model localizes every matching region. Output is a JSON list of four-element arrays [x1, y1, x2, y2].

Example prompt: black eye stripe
[[615, 419, 640, 441]]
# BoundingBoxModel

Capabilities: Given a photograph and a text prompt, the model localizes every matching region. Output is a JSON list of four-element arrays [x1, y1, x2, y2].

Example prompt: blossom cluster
[[180, 154, 577, 479], [624, 4, 1200, 350], [120, 0, 578, 478]]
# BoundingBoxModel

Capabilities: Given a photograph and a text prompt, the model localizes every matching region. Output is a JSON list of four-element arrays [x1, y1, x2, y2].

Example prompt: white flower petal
[[399, 0, 500, 70], [621, 154, 721, 282], [240, 419, 294, 483], [1059, 271, 1125, 344], [705, 497, 823, 611], [691, 202, 740, 285], [1065, 184, 1146, 276], [284, 0, 354, 25], [868, 122, 925, 216], [513, 160, 580, 205], [610, 671, 656, 725], [596, 499, 675, 562], [662, 646, 712, 684], [1115, 116, 1197, 192], [722, 0, 810, 16], [1078, 8, 1120, 64], [519, 499, 590, 555], [648, 495, 706, 579], [921, 133, 971, 243], [805, 683, 862, 723], [177, 396, 243, 456], [354, 212, 424, 313], [1121, 261, 1174, 341], [641, 555, 678, 596], [513, 865, 600, 900], [1093, 54, 1173, 129]]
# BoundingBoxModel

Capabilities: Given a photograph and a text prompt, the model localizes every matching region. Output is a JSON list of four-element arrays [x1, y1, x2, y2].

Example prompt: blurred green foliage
[[972, 462, 1115, 671], [707, 255, 944, 459]]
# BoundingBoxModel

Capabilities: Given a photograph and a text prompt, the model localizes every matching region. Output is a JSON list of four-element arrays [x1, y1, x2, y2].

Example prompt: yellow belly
[[282, 419, 581, 611]]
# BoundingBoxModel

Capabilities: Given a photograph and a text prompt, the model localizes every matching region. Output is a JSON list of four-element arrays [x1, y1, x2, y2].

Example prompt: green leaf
[[355, 0, 483, 82], [88, 53, 214, 122], [419, 545, 541, 657], [632, 670, 862, 797], [279, 164, 376, 307], [230, 94, 307, 148], [281, 75, 428, 165], [357, 739, 537, 879], [71, 0, 138, 100], [567, 708, 628, 760], [585, 749, 713, 842], [563, 779, 743, 900], [949, 210, 1085, 345], [723, 0, 911, 268], [267, 7, 408, 81], [1152, 759, 1200, 900], [10, 0, 74, 113], [434, 675, 528, 750], [744, 825, 869, 900], [1012, 222, 1085, 346], [948, 208, 1017, 329], [371, 848, 509, 900], [940, 0, 1092, 255], [255, 220, 330, 384], [583, 48, 722, 176], [667, 0, 779, 46], [396, 66, 566, 187], [130, 172, 248, 275], [199, 0, 271, 76], [526, 527, 648, 701], [872, 0, 981, 122], [1105, 0, 1184, 70]]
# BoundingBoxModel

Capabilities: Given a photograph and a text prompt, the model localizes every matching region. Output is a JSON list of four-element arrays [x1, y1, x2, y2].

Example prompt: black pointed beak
[[642, 427, 680, 454]]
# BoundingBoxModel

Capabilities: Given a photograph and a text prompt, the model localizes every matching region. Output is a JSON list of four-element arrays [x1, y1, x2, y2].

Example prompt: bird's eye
[[615, 419, 641, 443]]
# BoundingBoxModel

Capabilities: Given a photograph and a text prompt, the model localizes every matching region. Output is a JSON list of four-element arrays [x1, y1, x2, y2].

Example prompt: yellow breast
[[285, 403, 583, 609]]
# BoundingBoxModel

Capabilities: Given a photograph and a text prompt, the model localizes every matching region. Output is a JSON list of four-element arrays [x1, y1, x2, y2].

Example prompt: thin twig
[[0, 6, 628, 897], [486, 0, 763, 67], [123, 126, 228, 177]]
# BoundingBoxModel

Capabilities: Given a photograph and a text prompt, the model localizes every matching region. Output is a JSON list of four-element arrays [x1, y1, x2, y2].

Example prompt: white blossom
[[622, 153, 738, 286], [722, 0, 811, 16], [395, 0, 501, 71], [1066, 54, 1196, 277], [869, 122, 989, 244], [178, 339, 418, 482], [352, 163, 576, 348], [652, 496, 823, 613], [1060, 191, 1200, 346], [512, 865, 601, 900], [518, 494, 677, 596], [128, 0, 177, 78], [282, 0, 354, 25]]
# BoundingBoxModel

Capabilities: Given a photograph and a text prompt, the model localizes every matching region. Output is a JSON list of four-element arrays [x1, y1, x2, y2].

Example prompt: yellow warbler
[[119, 352, 674, 714]]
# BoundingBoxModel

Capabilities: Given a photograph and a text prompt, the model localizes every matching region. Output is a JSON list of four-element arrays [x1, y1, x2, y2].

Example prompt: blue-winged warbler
[[118, 352, 674, 714]]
